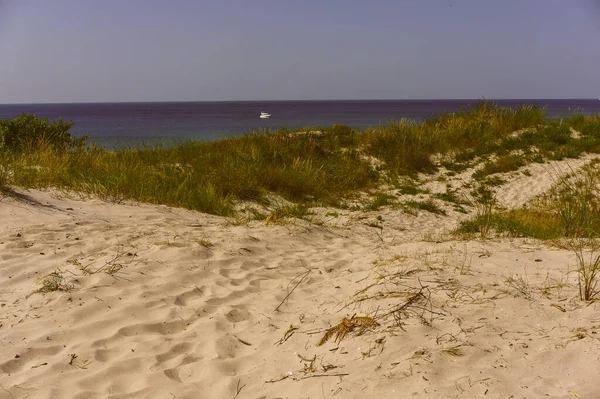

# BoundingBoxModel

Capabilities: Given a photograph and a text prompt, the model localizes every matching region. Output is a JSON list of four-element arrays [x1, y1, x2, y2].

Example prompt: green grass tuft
[[403, 199, 447, 215]]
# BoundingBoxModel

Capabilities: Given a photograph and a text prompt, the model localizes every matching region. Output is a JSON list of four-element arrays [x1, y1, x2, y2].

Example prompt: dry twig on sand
[[231, 379, 245, 399], [275, 262, 312, 311], [318, 314, 379, 345]]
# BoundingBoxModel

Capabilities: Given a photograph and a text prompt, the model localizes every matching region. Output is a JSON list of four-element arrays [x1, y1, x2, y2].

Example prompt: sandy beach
[[2, 0, 599, 396], [2, 156, 600, 399]]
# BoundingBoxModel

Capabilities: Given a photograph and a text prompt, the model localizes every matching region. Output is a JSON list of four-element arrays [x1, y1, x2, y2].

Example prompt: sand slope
[[2, 157, 600, 399]]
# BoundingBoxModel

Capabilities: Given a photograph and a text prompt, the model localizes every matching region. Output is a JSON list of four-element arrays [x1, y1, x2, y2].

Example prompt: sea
[[0, 99, 599, 149]]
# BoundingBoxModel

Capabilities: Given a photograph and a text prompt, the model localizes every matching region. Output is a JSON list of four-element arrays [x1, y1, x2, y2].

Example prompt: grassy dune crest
[[2, 103, 600, 218]]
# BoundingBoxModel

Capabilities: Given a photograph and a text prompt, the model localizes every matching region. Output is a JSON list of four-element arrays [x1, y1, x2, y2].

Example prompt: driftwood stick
[[232, 379, 246, 399], [376, 289, 425, 320], [265, 375, 290, 384], [275, 268, 312, 311], [233, 335, 252, 346], [298, 373, 350, 380]]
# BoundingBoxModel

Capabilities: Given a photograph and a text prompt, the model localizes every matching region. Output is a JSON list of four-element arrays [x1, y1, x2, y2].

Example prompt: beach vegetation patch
[[3, 105, 600, 219], [403, 199, 447, 216], [34, 270, 74, 294], [364, 192, 395, 211], [0, 113, 87, 154]]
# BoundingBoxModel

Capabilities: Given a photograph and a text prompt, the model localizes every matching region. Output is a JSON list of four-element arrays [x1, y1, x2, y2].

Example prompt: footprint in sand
[[205, 289, 252, 306], [0, 345, 64, 373], [94, 346, 122, 362], [225, 306, 252, 323], [162, 355, 206, 383], [155, 342, 194, 364], [214, 335, 241, 359], [173, 286, 205, 307]]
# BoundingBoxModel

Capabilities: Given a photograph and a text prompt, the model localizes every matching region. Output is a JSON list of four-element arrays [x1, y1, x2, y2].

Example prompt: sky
[[0, 0, 599, 103]]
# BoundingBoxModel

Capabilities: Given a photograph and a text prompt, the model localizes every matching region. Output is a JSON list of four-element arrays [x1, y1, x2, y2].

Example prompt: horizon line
[[1, 97, 599, 106]]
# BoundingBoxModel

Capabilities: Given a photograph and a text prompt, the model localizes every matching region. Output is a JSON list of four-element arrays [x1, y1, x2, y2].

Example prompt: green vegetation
[[403, 199, 446, 216], [457, 162, 600, 240], [396, 182, 428, 195], [362, 103, 545, 175], [2, 104, 600, 219], [1, 115, 379, 215], [434, 185, 467, 205], [0, 151, 10, 192], [265, 204, 311, 224], [456, 183, 499, 239], [0, 113, 87, 154], [473, 155, 526, 179], [365, 192, 396, 211]]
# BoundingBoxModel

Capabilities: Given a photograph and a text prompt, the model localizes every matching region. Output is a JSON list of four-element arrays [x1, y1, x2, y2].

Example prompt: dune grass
[[457, 160, 600, 241], [403, 199, 447, 216], [361, 103, 546, 176], [2, 103, 600, 218], [2, 129, 379, 215]]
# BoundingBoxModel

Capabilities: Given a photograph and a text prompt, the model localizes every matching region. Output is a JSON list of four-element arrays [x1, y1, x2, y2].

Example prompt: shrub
[[0, 113, 87, 154]]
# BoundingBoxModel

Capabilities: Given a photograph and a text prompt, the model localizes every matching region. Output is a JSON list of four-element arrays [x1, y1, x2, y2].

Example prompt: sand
[[2, 157, 600, 399]]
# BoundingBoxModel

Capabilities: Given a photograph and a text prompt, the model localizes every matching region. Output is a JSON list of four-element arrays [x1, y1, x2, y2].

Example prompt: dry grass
[[198, 239, 213, 248], [34, 270, 73, 294], [318, 315, 379, 346]]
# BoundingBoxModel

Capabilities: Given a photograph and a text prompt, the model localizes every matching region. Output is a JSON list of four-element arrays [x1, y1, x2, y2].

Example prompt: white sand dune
[[2, 157, 600, 398], [494, 154, 598, 209]]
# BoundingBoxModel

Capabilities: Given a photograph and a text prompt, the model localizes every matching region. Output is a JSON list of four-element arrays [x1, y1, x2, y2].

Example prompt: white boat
[[259, 111, 271, 119]]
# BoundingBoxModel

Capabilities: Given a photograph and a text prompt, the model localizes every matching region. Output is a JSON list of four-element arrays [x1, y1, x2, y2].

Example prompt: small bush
[[0, 113, 86, 154]]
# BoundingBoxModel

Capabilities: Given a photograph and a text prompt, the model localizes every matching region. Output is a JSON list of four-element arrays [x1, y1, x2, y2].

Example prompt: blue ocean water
[[0, 99, 599, 148]]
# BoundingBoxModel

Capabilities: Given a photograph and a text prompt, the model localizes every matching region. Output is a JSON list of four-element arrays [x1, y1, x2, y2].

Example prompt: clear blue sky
[[1, 0, 599, 103]]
